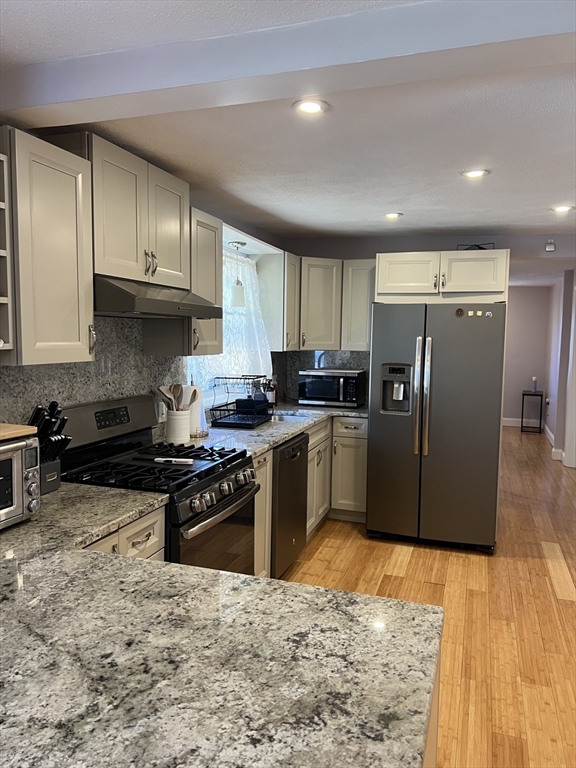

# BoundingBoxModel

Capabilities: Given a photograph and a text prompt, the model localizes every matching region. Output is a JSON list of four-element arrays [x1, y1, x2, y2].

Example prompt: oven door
[[298, 374, 343, 404], [0, 446, 22, 530], [173, 484, 259, 575]]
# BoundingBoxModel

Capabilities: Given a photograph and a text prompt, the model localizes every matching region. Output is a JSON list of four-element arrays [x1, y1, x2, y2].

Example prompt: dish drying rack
[[210, 375, 273, 429]]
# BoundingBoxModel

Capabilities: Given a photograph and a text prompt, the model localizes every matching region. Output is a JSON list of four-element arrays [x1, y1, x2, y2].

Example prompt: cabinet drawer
[[118, 507, 165, 559], [86, 531, 119, 555], [333, 417, 368, 439], [307, 419, 332, 451]]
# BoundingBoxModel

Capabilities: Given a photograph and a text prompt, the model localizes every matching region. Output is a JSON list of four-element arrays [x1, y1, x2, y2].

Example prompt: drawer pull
[[257, 456, 268, 465], [131, 531, 153, 549], [112, 544, 120, 555], [344, 425, 359, 430]]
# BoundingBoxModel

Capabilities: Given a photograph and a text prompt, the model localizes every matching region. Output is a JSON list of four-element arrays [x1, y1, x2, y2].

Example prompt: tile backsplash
[[272, 350, 370, 402], [0, 317, 188, 425]]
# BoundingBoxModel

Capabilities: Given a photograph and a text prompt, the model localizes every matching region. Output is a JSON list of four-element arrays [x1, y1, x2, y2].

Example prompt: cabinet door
[[341, 259, 376, 351], [86, 532, 119, 555], [440, 250, 508, 293], [300, 257, 342, 350], [91, 135, 149, 281], [191, 208, 223, 356], [284, 253, 301, 351], [331, 437, 367, 512], [376, 252, 440, 296], [148, 165, 190, 289], [11, 130, 94, 365], [306, 448, 317, 535], [315, 437, 332, 523], [254, 450, 273, 577]]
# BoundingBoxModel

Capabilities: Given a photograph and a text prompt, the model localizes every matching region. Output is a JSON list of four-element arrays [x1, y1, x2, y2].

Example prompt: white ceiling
[[0, 0, 420, 67], [90, 63, 576, 237]]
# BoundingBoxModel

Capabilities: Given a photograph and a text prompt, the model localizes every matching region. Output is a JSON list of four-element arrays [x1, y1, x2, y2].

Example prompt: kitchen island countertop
[[0, 405, 443, 768]]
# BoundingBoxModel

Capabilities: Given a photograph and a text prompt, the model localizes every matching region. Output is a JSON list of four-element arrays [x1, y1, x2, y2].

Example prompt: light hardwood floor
[[283, 428, 576, 768]]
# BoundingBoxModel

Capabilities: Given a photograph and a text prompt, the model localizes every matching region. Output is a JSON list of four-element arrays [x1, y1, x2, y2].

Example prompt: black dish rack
[[210, 376, 273, 429]]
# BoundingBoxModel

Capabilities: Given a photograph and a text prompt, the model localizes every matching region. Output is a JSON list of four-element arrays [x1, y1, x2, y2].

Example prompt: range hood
[[94, 276, 223, 320]]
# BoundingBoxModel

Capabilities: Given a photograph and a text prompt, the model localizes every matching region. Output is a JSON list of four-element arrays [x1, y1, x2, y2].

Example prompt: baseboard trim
[[502, 417, 540, 428], [551, 448, 563, 461], [544, 423, 554, 447]]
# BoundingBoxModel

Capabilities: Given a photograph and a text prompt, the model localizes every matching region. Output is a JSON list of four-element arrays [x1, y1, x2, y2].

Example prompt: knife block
[[40, 460, 61, 496]]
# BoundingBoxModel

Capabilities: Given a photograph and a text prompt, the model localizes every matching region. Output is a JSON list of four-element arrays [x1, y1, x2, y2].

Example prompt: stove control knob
[[27, 483, 40, 497], [25, 470, 39, 482], [207, 492, 217, 506], [202, 492, 215, 508], [220, 481, 234, 496], [236, 472, 247, 486], [191, 497, 207, 513], [245, 468, 256, 482], [27, 499, 40, 514]]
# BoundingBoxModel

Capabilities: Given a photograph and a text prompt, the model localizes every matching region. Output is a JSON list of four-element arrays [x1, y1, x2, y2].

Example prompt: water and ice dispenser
[[380, 364, 413, 414]]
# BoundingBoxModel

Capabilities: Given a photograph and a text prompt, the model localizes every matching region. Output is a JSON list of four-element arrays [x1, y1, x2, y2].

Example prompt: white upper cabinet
[[375, 249, 509, 303], [91, 134, 190, 289], [3, 129, 94, 365], [376, 252, 441, 297], [341, 259, 376, 351], [191, 208, 223, 356], [148, 165, 190, 289], [92, 136, 148, 281], [256, 251, 300, 352], [284, 253, 301, 351], [300, 257, 342, 350], [440, 249, 508, 293]]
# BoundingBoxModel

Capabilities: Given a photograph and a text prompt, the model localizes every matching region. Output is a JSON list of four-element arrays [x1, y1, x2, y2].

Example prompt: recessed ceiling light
[[385, 212, 403, 219], [460, 169, 490, 178], [553, 205, 575, 213], [293, 99, 330, 114]]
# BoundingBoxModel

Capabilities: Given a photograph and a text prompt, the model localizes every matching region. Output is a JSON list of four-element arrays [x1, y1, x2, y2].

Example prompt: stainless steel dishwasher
[[271, 432, 309, 578]]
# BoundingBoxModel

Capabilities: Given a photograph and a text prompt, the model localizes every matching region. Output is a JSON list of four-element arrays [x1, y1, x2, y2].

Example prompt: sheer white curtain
[[188, 250, 272, 395]]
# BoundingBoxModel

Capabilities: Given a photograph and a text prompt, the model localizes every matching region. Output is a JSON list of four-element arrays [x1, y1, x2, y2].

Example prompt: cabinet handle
[[257, 456, 268, 465], [88, 324, 96, 354], [193, 328, 200, 350], [131, 531, 152, 549], [112, 544, 120, 555], [344, 425, 359, 430], [144, 250, 152, 275], [334, 440, 337, 455], [433, 273, 438, 290], [316, 449, 322, 466], [302, 332, 306, 347], [441, 272, 446, 288], [286, 332, 291, 348], [151, 251, 159, 277]]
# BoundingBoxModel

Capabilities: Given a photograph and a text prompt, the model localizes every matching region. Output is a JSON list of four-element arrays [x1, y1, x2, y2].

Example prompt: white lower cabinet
[[306, 420, 333, 536], [331, 428, 368, 519], [254, 450, 273, 577], [85, 507, 165, 561]]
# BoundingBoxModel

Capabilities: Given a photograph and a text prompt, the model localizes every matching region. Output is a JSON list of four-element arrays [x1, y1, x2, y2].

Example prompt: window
[[189, 250, 272, 405]]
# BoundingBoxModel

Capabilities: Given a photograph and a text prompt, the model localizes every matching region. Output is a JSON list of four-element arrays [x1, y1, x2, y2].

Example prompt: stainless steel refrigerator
[[367, 302, 506, 550]]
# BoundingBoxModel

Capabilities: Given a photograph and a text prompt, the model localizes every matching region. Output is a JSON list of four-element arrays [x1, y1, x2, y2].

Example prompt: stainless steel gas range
[[60, 396, 258, 575]]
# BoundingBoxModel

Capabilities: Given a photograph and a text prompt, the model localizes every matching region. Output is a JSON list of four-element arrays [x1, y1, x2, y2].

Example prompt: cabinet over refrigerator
[[367, 302, 506, 550]]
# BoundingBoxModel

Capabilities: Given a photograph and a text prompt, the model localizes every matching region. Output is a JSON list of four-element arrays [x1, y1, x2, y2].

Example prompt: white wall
[[545, 281, 563, 434], [503, 286, 552, 422]]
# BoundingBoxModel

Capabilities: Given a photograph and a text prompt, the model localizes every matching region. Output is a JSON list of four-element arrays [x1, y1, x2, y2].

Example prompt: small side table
[[521, 390, 543, 433]]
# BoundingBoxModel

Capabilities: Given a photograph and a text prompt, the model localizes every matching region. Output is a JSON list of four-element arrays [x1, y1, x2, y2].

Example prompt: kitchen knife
[[48, 401, 60, 418], [54, 416, 68, 435], [28, 405, 44, 426]]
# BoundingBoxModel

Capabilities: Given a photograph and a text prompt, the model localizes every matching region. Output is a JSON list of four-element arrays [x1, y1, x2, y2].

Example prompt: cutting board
[[0, 423, 37, 441]]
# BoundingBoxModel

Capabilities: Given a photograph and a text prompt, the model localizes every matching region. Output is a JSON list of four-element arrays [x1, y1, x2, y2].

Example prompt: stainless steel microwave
[[298, 369, 367, 408], [0, 436, 41, 531]]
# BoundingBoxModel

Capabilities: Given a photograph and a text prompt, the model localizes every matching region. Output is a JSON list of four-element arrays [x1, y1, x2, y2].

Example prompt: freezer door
[[367, 303, 425, 537], [419, 303, 506, 546]]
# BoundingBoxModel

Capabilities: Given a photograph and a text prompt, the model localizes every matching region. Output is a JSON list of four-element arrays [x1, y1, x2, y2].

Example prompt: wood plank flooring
[[283, 428, 576, 768]]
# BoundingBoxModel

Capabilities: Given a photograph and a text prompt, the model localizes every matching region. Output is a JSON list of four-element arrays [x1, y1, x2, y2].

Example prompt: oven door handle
[[180, 484, 260, 540]]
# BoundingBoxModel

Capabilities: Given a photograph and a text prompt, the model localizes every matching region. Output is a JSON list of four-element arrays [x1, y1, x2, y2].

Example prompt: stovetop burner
[[64, 442, 247, 495]]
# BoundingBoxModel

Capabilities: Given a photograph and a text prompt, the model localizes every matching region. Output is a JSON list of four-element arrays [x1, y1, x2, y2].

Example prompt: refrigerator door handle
[[413, 335, 423, 454], [422, 336, 433, 456]]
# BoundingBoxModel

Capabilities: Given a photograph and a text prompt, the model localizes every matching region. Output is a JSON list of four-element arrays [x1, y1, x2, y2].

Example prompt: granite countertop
[[1, 405, 444, 768]]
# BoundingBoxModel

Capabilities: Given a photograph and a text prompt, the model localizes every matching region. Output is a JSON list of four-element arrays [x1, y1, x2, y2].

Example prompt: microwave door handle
[[181, 484, 260, 540], [413, 336, 423, 455], [339, 378, 344, 402]]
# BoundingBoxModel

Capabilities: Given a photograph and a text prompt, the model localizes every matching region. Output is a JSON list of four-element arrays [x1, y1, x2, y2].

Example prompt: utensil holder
[[40, 460, 61, 496], [166, 410, 191, 445]]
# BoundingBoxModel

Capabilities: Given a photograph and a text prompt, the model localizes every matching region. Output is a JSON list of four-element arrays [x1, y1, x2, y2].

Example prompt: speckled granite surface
[[0, 407, 443, 768], [1, 548, 442, 768]]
